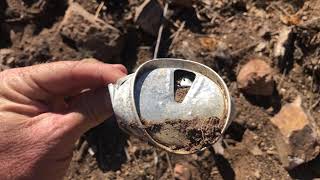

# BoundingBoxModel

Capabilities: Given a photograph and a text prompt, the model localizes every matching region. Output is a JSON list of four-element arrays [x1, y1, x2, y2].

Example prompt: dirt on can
[[145, 116, 223, 152]]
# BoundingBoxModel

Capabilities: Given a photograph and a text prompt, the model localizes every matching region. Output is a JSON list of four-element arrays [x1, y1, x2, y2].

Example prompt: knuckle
[[0, 69, 21, 92], [79, 91, 99, 122]]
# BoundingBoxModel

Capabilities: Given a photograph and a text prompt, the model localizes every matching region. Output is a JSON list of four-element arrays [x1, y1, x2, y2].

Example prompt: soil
[[145, 117, 223, 152], [174, 69, 196, 103], [175, 87, 190, 103], [1, 0, 320, 179]]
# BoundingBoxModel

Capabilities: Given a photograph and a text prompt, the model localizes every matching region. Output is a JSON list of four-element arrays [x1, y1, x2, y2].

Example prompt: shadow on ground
[[85, 116, 129, 171], [289, 155, 320, 180]]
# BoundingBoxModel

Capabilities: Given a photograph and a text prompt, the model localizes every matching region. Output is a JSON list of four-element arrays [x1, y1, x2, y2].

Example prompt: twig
[[222, 139, 230, 149], [277, 69, 287, 90], [126, 139, 137, 160], [200, 119, 205, 143], [231, 42, 258, 58], [124, 147, 131, 161], [75, 137, 85, 149], [309, 67, 316, 110], [235, 62, 241, 75], [153, 150, 159, 179], [165, 152, 175, 180], [310, 99, 320, 111], [170, 21, 185, 39], [75, 140, 89, 162], [169, 21, 185, 50], [153, 2, 169, 59], [95, 1, 105, 20], [153, 150, 159, 165]]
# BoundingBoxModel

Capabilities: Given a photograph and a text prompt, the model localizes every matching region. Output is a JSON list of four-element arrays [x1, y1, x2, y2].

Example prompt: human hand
[[0, 59, 127, 180]]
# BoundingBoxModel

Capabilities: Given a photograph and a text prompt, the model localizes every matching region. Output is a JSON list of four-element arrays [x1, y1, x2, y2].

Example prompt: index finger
[[3, 60, 127, 100]]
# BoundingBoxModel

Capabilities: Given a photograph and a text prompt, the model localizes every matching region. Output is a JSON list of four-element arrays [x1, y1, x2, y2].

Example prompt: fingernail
[[112, 64, 128, 74]]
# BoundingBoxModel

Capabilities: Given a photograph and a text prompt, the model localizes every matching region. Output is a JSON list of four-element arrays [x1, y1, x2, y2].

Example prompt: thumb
[[62, 87, 115, 137]]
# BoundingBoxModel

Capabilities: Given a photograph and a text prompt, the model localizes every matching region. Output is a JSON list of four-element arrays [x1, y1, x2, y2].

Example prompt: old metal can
[[108, 58, 233, 154]]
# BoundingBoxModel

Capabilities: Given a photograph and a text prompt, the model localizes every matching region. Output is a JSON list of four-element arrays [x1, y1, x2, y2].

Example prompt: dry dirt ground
[[1, 0, 320, 179]]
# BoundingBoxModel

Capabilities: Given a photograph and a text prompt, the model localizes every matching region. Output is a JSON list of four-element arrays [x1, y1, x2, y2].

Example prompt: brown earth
[[1, 0, 320, 179], [145, 117, 223, 152], [175, 87, 190, 103]]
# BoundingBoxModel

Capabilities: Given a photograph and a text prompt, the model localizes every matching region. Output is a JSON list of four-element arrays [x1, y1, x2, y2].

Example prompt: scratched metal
[[108, 58, 232, 154]]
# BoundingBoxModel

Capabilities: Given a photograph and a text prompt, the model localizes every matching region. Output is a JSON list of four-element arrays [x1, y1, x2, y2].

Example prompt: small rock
[[173, 162, 200, 180], [237, 59, 275, 96], [174, 163, 191, 180], [254, 170, 261, 179], [59, 3, 123, 62], [270, 96, 320, 170], [302, 16, 308, 21], [88, 147, 95, 156], [251, 146, 264, 156], [231, 144, 289, 179], [134, 0, 163, 36]]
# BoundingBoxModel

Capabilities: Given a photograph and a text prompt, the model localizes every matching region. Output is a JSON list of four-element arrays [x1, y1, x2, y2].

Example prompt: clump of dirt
[[175, 87, 190, 103], [184, 116, 223, 150], [145, 116, 223, 152]]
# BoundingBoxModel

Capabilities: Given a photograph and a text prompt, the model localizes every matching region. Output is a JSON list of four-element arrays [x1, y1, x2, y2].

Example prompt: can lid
[[132, 58, 231, 154]]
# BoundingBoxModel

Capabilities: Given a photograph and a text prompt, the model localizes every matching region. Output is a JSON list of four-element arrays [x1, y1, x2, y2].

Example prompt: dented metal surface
[[108, 58, 232, 154]]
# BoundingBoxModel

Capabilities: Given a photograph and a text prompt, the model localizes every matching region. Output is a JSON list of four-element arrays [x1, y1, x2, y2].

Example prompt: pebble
[[251, 146, 263, 156], [266, 150, 277, 155], [173, 162, 201, 180], [254, 170, 261, 179], [237, 59, 275, 96], [59, 2, 123, 62], [270, 96, 320, 170], [302, 16, 308, 21], [174, 163, 191, 180]]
